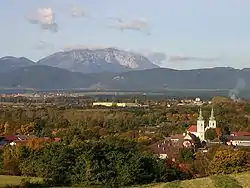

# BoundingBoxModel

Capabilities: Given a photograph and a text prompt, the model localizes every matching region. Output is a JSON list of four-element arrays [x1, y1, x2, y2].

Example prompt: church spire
[[210, 107, 215, 120], [198, 107, 203, 120]]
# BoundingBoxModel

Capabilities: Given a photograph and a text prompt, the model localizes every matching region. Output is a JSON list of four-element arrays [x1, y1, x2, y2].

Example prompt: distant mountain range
[[0, 48, 249, 92]]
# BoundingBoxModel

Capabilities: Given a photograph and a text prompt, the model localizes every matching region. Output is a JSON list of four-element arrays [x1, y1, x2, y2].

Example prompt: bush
[[205, 128, 217, 140], [179, 148, 195, 164], [20, 178, 43, 188], [209, 147, 248, 175]]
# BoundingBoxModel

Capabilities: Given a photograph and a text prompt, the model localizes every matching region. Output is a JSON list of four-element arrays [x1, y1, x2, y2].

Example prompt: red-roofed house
[[231, 131, 250, 136], [187, 125, 197, 133]]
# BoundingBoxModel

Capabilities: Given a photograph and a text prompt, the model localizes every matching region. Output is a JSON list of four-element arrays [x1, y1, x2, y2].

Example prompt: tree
[[179, 148, 195, 164], [4, 122, 11, 135], [205, 128, 217, 140], [3, 145, 30, 175], [34, 119, 45, 137], [209, 147, 248, 175], [21, 143, 75, 186], [222, 126, 231, 135]]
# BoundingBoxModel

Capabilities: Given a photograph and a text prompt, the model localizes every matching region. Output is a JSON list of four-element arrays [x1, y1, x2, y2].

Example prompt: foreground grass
[[0, 175, 42, 187], [135, 171, 250, 188], [1, 172, 250, 187]]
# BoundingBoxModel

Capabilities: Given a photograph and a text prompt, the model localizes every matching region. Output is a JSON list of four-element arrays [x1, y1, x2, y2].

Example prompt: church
[[186, 107, 217, 141]]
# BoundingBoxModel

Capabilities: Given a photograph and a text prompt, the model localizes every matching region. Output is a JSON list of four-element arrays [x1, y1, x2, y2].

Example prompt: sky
[[0, 0, 250, 69]]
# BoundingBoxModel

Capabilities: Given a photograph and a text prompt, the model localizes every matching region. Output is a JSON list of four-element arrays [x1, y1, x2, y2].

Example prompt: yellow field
[[0, 175, 42, 187]]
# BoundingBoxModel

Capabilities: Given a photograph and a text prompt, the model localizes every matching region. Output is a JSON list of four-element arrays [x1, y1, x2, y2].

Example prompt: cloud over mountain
[[168, 56, 219, 62], [25, 8, 58, 33], [108, 17, 150, 35]]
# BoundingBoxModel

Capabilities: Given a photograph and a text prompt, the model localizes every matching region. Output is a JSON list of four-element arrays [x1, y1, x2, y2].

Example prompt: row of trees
[[174, 145, 250, 178], [2, 137, 189, 187]]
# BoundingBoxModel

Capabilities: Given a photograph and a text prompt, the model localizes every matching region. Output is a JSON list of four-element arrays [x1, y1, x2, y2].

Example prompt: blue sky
[[0, 0, 249, 69]]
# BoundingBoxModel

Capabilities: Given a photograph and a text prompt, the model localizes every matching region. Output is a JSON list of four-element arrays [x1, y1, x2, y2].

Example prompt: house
[[149, 133, 196, 159], [231, 131, 250, 136], [93, 102, 139, 107], [0, 135, 18, 147], [93, 102, 114, 107], [149, 140, 177, 159], [225, 135, 250, 147], [186, 107, 217, 141]]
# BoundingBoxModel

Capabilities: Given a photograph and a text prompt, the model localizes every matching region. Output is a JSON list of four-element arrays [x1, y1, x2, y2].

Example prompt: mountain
[[0, 56, 35, 72], [0, 65, 97, 89], [101, 67, 245, 90], [37, 48, 159, 74], [0, 66, 250, 91]]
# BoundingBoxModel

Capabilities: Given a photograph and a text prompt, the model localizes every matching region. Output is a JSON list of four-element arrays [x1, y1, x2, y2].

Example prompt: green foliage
[[17, 137, 184, 187], [205, 128, 217, 140], [3, 146, 30, 175], [21, 143, 75, 186], [211, 175, 243, 188], [34, 118, 45, 137], [179, 148, 195, 164], [20, 178, 43, 188]]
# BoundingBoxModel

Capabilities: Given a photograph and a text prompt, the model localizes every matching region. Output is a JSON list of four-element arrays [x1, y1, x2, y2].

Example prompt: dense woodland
[[0, 96, 250, 187]]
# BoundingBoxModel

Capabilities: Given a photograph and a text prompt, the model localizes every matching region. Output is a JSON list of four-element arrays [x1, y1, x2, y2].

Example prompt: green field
[[1, 172, 250, 187], [135, 171, 250, 188]]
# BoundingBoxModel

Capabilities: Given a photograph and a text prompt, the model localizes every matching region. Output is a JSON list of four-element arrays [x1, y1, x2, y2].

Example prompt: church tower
[[208, 107, 216, 129], [197, 108, 205, 140]]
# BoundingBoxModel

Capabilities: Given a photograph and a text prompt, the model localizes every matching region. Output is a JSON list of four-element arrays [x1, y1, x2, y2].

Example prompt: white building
[[186, 107, 217, 141]]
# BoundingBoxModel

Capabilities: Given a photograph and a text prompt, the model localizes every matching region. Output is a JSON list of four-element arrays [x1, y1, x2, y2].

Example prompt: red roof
[[4, 135, 17, 142], [54, 138, 61, 142], [231, 131, 250, 136], [187, 125, 197, 132]]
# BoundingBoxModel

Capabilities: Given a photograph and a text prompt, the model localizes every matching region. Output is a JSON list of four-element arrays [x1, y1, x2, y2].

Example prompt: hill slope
[[37, 48, 159, 74], [97, 67, 250, 90], [0, 66, 250, 91], [136, 172, 250, 188], [0, 65, 97, 89], [0, 56, 35, 72]]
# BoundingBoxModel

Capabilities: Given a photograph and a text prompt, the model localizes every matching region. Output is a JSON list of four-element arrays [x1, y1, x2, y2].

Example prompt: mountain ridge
[[0, 66, 249, 92], [37, 48, 159, 74]]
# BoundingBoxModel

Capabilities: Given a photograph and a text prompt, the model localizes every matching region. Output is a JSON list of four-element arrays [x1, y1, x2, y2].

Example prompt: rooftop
[[187, 125, 197, 132]]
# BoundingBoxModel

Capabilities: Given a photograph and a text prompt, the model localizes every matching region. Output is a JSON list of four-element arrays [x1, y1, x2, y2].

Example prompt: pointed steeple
[[210, 107, 215, 120], [198, 107, 203, 120]]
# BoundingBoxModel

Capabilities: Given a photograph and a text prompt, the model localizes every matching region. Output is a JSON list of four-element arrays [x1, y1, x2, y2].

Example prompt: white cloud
[[25, 8, 58, 33], [108, 17, 151, 35]]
